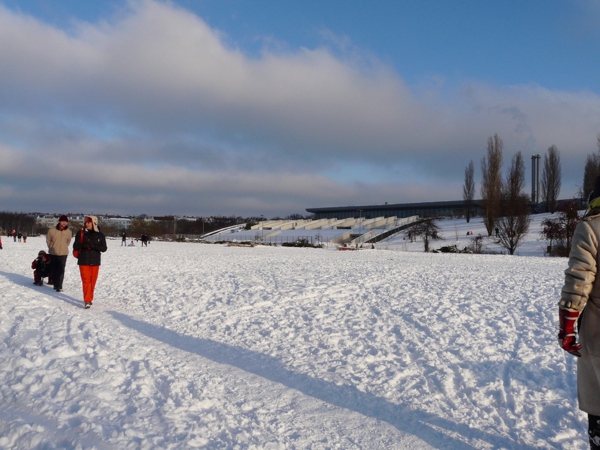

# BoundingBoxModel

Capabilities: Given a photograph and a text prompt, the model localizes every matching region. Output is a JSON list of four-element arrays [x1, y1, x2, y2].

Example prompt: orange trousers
[[79, 265, 100, 304]]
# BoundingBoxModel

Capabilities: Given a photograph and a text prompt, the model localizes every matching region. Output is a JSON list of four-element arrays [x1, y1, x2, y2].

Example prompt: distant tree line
[[0, 212, 314, 240], [0, 212, 38, 236]]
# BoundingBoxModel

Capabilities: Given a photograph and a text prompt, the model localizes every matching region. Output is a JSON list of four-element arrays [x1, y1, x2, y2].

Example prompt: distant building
[[306, 200, 482, 220], [37, 215, 60, 229], [101, 217, 131, 230]]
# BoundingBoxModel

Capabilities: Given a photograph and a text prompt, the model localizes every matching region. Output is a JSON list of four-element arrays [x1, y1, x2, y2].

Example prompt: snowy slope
[[0, 216, 588, 449]]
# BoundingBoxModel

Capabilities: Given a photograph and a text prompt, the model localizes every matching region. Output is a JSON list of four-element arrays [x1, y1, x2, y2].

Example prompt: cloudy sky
[[1, 0, 599, 218]]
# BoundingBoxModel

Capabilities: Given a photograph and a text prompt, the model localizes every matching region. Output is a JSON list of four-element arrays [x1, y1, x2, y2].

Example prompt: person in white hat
[[73, 216, 107, 309]]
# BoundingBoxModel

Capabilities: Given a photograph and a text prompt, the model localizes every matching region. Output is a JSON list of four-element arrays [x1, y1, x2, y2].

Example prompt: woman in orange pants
[[73, 216, 107, 309]]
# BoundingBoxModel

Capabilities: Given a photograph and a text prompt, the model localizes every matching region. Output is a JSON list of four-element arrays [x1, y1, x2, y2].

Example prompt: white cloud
[[0, 0, 598, 215]]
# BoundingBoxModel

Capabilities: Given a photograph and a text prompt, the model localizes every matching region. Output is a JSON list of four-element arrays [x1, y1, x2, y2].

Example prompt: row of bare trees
[[0, 212, 40, 236], [463, 134, 563, 254], [463, 137, 563, 222]]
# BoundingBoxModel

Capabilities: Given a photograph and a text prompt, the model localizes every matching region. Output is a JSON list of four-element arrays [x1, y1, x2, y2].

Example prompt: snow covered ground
[[0, 214, 589, 449]]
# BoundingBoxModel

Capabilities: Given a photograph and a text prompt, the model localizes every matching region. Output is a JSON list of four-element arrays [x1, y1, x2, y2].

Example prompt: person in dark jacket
[[32, 250, 52, 286], [73, 216, 107, 309]]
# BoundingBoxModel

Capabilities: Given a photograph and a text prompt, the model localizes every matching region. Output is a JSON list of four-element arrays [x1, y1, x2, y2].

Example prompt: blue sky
[[0, 0, 599, 217]]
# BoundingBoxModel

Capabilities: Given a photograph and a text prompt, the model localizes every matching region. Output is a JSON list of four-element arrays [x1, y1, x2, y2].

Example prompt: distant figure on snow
[[121, 231, 127, 246]]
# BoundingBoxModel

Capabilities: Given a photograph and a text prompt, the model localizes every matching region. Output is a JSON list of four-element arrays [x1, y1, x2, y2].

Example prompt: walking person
[[559, 176, 600, 449], [121, 231, 127, 246], [73, 216, 107, 309], [46, 215, 72, 292]]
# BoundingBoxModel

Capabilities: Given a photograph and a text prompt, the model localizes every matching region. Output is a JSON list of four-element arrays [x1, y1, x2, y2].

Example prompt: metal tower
[[531, 154, 541, 203]]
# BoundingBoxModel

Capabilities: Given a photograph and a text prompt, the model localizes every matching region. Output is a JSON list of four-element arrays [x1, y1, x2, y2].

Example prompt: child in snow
[[32, 250, 52, 286]]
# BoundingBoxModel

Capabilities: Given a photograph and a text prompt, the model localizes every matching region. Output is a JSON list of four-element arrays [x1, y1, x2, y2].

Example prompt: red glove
[[558, 308, 581, 357]]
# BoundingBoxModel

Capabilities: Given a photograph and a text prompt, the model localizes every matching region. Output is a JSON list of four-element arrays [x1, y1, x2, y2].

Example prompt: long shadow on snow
[[109, 311, 534, 450], [0, 270, 82, 308]]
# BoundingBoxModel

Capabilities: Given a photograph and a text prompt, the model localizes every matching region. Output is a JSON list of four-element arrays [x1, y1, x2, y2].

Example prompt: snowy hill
[[206, 213, 552, 257], [0, 214, 589, 449]]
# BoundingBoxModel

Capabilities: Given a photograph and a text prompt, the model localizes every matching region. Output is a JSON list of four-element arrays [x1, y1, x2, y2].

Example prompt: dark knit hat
[[59, 215, 69, 222], [590, 176, 600, 204]]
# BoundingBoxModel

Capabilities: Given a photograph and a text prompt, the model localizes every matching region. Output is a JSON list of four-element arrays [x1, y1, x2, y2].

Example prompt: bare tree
[[406, 218, 443, 252], [541, 201, 581, 257], [496, 152, 531, 255], [541, 145, 561, 213], [582, 135, 600, 200], [480, 134, 503, 236], [583, 153, 600, 201], [462, 160, 475, 223]]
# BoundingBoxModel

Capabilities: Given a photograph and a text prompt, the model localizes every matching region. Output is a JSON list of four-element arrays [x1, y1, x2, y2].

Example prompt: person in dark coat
[[121, 231, 127, 247], [73, 216, 107, 309], [32, 250, 52, 286]]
